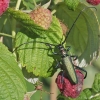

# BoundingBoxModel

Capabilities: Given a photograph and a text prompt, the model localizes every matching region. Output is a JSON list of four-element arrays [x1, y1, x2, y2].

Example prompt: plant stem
[[50, 72, 58, 100], [0, 18, 7, 32], [0, 33, 14, 38], [51, 10, 56, 15], [11, 19, 16, 42], [12, 0, 22, 51], [12, 0, 22, 38], [15, 0, 22, 10], [33, 0, 37, 6]]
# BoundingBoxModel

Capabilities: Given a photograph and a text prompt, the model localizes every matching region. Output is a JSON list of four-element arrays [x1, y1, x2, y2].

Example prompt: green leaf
[[92, 73, 100, 93], [14, 16, 63, 77], [83, 88, 92, 99], [64, 0, 80, 10], [22, 0, 35, 9], [75, 88, 91, 100], [90, 96, 100, 100], [0, 14, 13, 50], [54, 3, 99, 64], [0, 43, 26, 100]]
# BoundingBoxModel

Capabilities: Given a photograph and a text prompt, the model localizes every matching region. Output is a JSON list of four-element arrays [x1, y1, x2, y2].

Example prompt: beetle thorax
[[58, 45, 66, 56]]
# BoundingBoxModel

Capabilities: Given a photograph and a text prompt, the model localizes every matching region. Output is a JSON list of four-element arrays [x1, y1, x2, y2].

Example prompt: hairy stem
[[12, 0, 22, 51], [0, 33, 14, 38]]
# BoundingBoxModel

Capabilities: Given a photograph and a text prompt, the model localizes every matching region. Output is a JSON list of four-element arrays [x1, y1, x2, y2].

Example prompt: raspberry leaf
[[92, 73, 100, 93], [64, 0, 80, 10], [54, 3, 99, 64], [14, 16, 63, 77], [0, 43, 26, 100], [22, 0, 35, 9]]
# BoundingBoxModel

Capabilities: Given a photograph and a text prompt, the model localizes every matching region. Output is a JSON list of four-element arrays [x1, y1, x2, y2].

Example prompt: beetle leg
[[75, 66, 87, 79], [55, 60, 62, 68], [71, 55, 78, 61], [61, 71, 64, 83], [45, 43, 59, 55], [66, 46, 71, 52], [65, 46, 78, 60]]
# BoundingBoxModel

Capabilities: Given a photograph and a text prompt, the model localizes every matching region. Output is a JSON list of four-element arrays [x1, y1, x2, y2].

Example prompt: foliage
[[0, 43, 26, 100], [0, 0, 100, 100]]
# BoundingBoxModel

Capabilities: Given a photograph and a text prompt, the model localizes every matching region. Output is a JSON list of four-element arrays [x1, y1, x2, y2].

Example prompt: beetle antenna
[[13, 41, 56, 52], [61, 7, 97, 45]]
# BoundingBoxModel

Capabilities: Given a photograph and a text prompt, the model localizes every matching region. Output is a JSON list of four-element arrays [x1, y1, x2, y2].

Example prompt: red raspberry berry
[[0, 0, 10, 16], [86, 0, 100, 5], [56, 70, 84, 98]]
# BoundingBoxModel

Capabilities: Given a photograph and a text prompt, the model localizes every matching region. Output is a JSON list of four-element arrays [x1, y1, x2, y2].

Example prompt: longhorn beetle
[[14, 7, 96, 84]]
